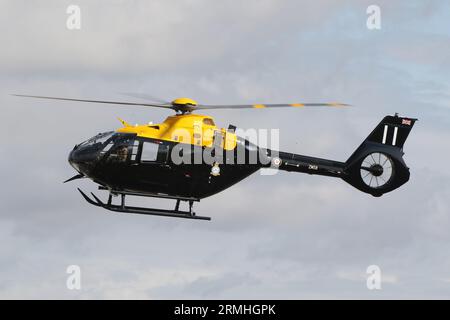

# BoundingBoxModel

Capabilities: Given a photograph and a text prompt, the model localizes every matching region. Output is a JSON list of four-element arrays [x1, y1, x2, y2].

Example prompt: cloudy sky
[[1, 0, 450, 299]]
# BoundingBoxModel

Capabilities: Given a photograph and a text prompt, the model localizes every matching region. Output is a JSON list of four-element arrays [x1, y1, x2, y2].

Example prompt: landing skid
[[77, 188, 211, 221]]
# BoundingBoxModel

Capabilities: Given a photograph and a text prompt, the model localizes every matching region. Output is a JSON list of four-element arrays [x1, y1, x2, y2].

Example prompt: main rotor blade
[[195, 102, 350, 110], [13, 94, 350, 113], [12, 94, 174, 110], [119, 92, 171, 105]]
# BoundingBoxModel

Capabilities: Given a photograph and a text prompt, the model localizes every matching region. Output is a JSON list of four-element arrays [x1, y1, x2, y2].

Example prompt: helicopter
[[14, 94, 417, 221]]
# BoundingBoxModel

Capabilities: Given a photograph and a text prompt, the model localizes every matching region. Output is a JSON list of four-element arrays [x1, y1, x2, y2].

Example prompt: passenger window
[[141, 142, 159, 162]]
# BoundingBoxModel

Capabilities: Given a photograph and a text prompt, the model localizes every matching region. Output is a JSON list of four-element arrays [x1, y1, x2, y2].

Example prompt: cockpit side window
[[108, 144, 129, 163], [105, 134, 137, 163]]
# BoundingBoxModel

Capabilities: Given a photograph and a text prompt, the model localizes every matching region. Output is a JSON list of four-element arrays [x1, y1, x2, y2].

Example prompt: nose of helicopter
[[68, 131, 114, 175], [68, 144, 100, 175]]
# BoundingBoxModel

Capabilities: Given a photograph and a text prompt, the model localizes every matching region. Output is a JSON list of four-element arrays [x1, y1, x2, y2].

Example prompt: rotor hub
[[370, 164, 384, 177], [171, 97, 197, 107], [171, 98, 198, 113]]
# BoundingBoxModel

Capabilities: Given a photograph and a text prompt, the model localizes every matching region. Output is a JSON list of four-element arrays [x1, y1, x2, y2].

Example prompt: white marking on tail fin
[[382, 125, 388, 144], [392, 127, 398, 146]]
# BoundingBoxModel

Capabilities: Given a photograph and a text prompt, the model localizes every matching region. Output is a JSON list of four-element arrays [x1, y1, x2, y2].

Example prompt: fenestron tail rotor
[[360, 152, 394, 189], [12, 94, 349, 114]]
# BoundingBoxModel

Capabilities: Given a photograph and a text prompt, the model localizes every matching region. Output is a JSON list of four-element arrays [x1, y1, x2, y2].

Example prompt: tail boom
[[276, 152, 345, 178], [272, 114, 417, 197]]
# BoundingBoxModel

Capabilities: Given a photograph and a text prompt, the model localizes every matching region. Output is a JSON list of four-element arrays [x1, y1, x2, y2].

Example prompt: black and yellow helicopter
[[15, 94, 417, 221]]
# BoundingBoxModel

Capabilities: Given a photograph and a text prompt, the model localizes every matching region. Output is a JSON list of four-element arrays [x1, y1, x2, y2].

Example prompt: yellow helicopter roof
[[116, 113, 236, 150]]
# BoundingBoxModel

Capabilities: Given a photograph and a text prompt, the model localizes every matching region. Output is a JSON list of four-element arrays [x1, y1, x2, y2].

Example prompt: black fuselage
[[68, 131, 350, 200], [69, 132, 267, 199]]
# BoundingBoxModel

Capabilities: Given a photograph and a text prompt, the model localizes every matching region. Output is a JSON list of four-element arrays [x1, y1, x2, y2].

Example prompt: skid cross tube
[[77, 188, 210, 220]]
